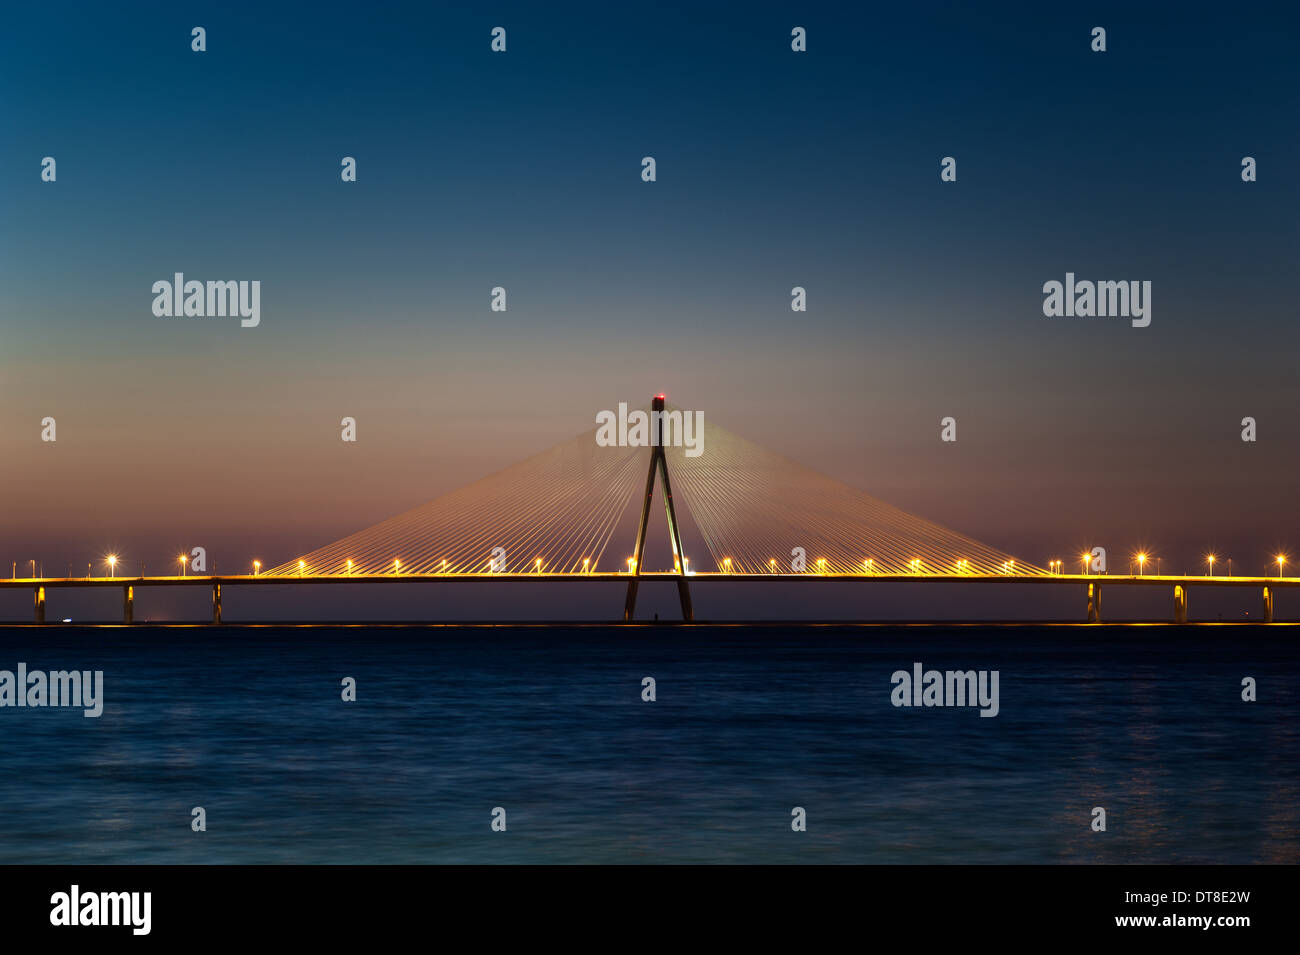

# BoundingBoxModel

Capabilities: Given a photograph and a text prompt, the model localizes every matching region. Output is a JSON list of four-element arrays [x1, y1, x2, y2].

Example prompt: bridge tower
[[624, 394, 694, 622]]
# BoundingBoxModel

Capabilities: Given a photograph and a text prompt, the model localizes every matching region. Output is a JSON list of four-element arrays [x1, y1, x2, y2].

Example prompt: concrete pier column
[[124, 585, 134, 624], [212, 583, 222, 624], [1174, 584, 1188, 624], [623, 579, 637, 621], [34, 586, 45, 624], [1263, 586, 1274, 624], [676, 578, 694, 622], [1086, 581, 1102, 623]]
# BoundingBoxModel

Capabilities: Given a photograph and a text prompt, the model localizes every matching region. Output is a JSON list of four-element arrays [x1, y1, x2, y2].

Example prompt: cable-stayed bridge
[[3, 397, 1295, 623]]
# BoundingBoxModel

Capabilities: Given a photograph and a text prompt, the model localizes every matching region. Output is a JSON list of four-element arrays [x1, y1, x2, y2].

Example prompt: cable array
[[268, 408, 1044, 577], [669, 418, 1045, 576], [266, 431, 642, 576]]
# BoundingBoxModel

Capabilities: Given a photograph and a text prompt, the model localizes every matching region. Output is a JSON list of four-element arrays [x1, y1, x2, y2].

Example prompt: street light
[[253, 560, 261, 576], [180, 554, 188, 577], [1278, 555, 1286, 578], [107, 555, 117, 578], [1081, 552, 1091, 575], [1136, 553, 1147, 576], [1206, 554, 1215, 577]]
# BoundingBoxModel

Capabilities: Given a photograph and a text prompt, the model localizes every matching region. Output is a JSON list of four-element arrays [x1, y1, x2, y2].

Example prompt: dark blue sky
[[1, 1, 1297, 617]]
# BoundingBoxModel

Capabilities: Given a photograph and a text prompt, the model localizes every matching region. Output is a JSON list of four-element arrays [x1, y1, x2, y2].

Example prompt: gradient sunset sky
[[2, 2, 1297, 617]]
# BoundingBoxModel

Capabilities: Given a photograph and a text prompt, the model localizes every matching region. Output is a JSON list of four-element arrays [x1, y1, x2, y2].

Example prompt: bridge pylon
[[624, 394, 693, 622]]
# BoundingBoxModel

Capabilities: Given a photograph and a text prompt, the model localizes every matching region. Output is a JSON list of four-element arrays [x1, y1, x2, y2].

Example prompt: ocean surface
[[0, 623, 1295, 864]]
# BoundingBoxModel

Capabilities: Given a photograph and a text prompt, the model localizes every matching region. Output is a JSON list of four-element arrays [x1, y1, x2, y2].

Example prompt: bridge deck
[[2, 572, 1296, 588]]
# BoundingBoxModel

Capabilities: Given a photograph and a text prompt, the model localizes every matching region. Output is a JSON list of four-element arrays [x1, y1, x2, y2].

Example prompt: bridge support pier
[[1086, 581, 1102, 623], [34, 586, 45, 624], [212, 584, 222, 624], [123, 585, 134, 624], [623, 580, 640, 621], [622, 578, 695, 622], [676, 578, 694, 622], [1263, 586, 1274, 624], [1174, 584, 1188, 624]]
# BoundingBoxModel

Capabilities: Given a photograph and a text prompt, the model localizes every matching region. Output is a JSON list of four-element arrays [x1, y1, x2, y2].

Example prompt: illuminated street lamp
[[253, 560, 261, 576], [535, 557, 543, 574], [1136, 553, 1147, 577], [1081, 552, 1090, 575], [1278, 555, 1287, 578], [107, 555, 117, 578], [298, 559, 305, 576], [180, 554, 188, 577], [1206, 554, 1215, 577], [348, 559, 355, 575], [394, 558, 402, 574], [583, 558, 590, 575]]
